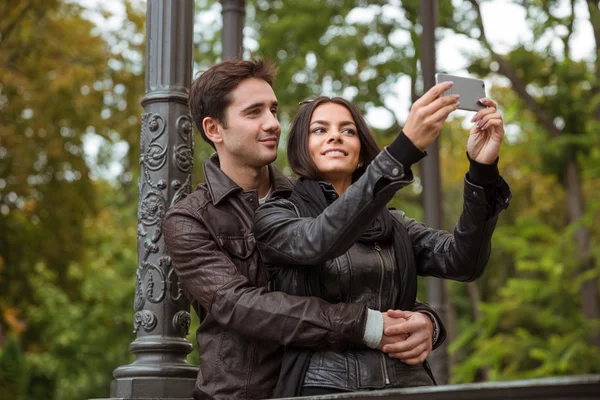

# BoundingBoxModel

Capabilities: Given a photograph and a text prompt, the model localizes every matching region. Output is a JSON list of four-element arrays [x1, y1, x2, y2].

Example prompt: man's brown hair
[[188, 58, 279, 148]]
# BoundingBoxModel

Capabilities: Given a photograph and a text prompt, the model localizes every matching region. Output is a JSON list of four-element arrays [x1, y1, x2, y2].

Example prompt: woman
[[254, 95, 510, 397]]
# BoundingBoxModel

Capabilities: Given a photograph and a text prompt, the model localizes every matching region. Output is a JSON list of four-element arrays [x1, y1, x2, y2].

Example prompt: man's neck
[[219, 156, 271, 198]]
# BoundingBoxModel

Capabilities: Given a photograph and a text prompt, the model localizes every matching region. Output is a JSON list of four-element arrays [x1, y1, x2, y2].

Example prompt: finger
[[422, 94, 460, 117], [478, 113, 502, 128], [382, 331, 424, 353], [387, 310, 411, 319], [478, 97, 498, 109], [384, 319, 422, 336], [387, 340, 429, 360], [430, 101, 460, 123], [471, 107, 497, 122], [399, 354, 428, 365], [479, 112, 502, 123], [481, 118, 503, 131], [414, 81, 454, 107]]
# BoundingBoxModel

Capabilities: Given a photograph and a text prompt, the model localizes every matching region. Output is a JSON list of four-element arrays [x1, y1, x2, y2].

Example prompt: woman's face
[[308, 103, 361, 183]]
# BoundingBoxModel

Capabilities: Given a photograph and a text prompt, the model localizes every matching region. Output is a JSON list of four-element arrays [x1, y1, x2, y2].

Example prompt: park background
[[0, 0, 599, 399]]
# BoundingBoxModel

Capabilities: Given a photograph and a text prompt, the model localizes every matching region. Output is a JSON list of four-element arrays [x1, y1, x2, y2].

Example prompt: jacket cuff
[[466, 152, 500, 187], [387, 131, 427, 170], [362, 309, 383, 349], [464, 176, 512, 218]]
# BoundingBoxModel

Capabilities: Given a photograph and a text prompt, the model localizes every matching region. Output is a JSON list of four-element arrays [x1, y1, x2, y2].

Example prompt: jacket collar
[[202, 153, 294, 205]]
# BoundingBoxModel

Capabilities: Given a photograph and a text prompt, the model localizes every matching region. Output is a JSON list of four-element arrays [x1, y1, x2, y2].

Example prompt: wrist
[[403, 130, 428, 152], [419, 311, 439, 347]]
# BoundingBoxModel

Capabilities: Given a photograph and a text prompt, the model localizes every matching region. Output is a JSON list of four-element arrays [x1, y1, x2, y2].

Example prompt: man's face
[[218, 78, 280, 168]]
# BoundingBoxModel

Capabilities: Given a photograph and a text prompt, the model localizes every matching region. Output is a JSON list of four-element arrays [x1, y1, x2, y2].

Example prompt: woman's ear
[[203, 117, 223, 145], [357, 160, 364, 168]]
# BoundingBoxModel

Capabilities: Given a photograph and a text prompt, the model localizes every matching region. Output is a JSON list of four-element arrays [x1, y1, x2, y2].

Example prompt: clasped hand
[[377, 310, 434, 365]]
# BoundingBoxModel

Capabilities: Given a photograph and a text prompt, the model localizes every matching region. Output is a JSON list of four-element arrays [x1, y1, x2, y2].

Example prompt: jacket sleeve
[[254, 149, 414, 266], [163, 207, 367, 351], [392, 175, 511, 282]]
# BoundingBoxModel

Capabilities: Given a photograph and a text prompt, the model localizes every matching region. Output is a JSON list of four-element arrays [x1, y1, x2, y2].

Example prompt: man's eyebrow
[[241, 101, 279, 113]]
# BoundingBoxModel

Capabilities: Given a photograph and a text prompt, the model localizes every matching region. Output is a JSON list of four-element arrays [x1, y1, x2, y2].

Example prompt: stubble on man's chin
[[239, 151, 278, 170]]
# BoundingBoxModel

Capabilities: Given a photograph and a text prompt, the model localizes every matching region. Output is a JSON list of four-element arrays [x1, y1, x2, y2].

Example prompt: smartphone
[[435, 73, 486, 112]]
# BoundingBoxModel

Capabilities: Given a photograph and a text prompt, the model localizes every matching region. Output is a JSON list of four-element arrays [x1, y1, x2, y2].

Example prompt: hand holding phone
[[435, 73, 486, 112], [403, 81, 460, 151]]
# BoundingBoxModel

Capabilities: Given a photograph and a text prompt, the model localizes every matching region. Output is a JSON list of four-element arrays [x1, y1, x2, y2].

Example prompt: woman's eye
[[312, 127, 326, 134], [343, 129, 356, 135]]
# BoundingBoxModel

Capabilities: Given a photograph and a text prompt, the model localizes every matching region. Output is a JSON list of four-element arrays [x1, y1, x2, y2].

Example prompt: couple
[[163, 58, 510, 399]]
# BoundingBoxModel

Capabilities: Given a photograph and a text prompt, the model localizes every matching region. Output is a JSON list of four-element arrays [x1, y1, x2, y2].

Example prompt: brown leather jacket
[[163, 155, 369, 400]]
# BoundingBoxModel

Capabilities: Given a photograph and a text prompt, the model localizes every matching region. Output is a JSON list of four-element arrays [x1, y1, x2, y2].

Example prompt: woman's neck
[[327, 175, 353, 196]]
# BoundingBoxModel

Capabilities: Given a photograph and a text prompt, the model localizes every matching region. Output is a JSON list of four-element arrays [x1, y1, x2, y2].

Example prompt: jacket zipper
[[374, 243, 391, 386]]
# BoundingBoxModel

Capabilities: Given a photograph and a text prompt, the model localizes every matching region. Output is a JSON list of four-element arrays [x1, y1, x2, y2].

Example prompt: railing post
[[109, 1, 197, 398]]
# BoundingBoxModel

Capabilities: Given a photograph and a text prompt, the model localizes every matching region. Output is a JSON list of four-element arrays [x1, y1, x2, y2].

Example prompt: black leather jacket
[[254, 148, 511, 391]]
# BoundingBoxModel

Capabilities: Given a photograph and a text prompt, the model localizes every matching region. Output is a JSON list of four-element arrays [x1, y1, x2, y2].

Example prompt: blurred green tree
[[0, 0, 145, 398], [0, 336, 26, 400]]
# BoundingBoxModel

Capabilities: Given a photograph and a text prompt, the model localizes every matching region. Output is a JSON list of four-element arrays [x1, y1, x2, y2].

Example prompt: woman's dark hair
[[287, 97, 381, 182]]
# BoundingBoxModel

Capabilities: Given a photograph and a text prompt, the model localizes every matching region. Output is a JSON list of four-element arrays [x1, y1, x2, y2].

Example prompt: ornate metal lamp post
[[221, 0, 246, 59], [108, 1, 197, 398]]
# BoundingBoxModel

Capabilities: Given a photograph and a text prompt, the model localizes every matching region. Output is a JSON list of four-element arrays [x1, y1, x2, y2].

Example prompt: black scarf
[[290, 178, 394, 243], [273, 178, 418, 398]]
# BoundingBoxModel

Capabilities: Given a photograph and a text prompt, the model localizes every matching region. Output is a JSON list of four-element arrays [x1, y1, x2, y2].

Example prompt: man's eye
[[270, 108, 278, 115]]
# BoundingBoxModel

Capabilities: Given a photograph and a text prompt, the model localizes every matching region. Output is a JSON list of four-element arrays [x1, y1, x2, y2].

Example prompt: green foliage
[[0, 1, 143, 399], [450, 218, 600, 382], [0, 1, 598, 399], [0, 336, 26, 400]]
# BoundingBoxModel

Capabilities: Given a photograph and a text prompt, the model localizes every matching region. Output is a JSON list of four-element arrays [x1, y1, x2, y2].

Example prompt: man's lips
[[259, 137, 278, 144]]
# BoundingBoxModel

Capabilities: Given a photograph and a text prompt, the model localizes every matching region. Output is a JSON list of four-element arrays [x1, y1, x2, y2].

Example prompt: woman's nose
[[327, 130, 342, 143]]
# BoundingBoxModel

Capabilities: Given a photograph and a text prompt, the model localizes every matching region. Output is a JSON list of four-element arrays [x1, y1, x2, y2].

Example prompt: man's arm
[[164, 208, 370, 351]]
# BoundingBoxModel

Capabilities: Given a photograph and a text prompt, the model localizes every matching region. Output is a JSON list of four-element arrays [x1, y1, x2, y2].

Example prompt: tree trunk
[[467, 281, 490, 381], [565, 158, 600, 346]]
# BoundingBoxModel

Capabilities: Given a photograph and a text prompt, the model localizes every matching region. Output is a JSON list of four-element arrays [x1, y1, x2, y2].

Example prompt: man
[[163, 58, 449, 400]]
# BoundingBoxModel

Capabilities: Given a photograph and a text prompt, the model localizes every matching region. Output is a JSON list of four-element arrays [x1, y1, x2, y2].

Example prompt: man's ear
[[203, 117, 223, 145]]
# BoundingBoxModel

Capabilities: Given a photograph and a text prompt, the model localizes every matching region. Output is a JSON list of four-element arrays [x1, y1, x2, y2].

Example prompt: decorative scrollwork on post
[[172, 311, 191, 336], [133, 310, 158, 334], [134, 269, 145, 311], [140, 113, 168, 190], [167, 266, 184, 302], [142, 261, 166, 304], [174, 115, 194, 174], [171, 175, 192, 207], [139, 189, 167, 259]]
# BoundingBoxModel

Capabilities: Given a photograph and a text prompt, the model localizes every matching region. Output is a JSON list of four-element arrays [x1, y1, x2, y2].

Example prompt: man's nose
[[262, 112, 280, 132]]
